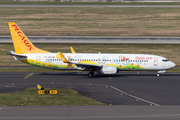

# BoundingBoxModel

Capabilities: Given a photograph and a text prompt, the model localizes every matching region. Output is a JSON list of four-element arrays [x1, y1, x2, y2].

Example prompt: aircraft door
[[36, 56, 41, 65], [153, 57, 158, 66]]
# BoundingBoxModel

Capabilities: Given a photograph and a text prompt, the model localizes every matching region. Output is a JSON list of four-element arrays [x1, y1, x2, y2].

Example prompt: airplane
[[7, 22, 176, 77]]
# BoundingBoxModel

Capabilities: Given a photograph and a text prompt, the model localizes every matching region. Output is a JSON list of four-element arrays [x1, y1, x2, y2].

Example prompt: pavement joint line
[[24, 73, 34, 79], [1, 114, 180, 118], [109, 86, 160, 106]]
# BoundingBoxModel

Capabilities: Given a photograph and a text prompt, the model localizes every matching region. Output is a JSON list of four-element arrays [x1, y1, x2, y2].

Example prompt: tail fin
[[8, 22, 50, 54]]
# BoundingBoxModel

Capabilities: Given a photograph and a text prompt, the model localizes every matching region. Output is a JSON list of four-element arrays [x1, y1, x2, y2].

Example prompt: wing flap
[[73, 63, 102, 71]]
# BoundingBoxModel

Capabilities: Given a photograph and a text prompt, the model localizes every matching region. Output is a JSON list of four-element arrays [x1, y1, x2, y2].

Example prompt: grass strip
[[1, 7, 180, 36], [0, 88, 106, 106]]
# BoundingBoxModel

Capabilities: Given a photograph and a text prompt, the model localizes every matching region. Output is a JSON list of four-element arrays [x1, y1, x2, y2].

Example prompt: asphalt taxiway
[[1, 106, 180, 120], [1, 72, 180, 105], [1, 36, 180, 44], [1, 72, 180, 119]]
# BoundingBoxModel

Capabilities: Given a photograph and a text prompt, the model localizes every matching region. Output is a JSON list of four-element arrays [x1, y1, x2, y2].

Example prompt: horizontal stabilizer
[[5, 53, 27, 58]]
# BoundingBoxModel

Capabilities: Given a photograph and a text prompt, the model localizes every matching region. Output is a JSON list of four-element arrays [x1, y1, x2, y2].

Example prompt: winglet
[[70, 47, 76, 53], [59, 52, 69, 63]]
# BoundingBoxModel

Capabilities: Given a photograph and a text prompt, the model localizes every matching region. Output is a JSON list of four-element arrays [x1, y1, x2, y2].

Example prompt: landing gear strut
[[88, 71, 94, 77]]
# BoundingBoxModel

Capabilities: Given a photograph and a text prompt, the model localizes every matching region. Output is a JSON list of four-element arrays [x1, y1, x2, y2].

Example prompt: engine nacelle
[[101, 66, 117, 75]]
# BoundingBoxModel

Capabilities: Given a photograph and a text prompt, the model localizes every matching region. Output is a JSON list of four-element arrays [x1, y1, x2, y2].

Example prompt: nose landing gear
[[157, 70, 166, 77]]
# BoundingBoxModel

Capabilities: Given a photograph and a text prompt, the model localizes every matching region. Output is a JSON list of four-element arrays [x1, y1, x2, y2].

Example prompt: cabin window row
[[46, 59, 62, 61], [46, 59, 148, 62], [110, 60, 148, 62], [70, 59, 148, 62], [69, 59, 111, 62]]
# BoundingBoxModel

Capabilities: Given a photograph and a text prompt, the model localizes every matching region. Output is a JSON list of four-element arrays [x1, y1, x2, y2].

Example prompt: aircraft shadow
[[39, 72, 180, 78]]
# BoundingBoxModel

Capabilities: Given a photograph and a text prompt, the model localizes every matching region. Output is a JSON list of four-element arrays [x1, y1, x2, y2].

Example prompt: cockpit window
[[162, 59, 169, 62]]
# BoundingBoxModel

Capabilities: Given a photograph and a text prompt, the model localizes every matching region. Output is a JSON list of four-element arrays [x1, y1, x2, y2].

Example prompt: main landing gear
[[157, 70, 166, 77], [88, 71, 94, 77], [157, 73, 159, 77]]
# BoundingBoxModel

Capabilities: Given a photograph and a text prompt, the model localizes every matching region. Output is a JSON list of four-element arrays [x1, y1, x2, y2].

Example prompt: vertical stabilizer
[[8, 22, 50, 54]]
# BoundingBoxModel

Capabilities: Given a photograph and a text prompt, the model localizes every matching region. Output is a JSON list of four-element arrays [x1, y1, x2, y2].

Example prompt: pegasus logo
[[12, 25, 33, 51]]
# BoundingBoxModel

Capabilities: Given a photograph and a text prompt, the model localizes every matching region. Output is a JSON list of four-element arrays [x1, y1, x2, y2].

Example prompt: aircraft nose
[[171, 62, 176, 68]]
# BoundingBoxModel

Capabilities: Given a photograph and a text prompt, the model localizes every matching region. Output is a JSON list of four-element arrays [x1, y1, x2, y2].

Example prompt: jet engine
[[101, 66, 117, 75]]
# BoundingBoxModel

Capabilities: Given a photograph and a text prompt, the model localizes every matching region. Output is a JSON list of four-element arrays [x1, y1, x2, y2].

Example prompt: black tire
[[88, 71, 94, 77]]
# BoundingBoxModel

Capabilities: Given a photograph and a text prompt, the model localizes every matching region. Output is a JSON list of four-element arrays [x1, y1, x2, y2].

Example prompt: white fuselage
[[17, 53, 176, 71]]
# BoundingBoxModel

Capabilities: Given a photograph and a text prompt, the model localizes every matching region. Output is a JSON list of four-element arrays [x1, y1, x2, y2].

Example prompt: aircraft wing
[[71, 62, 102, 71], [59, 52, 102, 71]]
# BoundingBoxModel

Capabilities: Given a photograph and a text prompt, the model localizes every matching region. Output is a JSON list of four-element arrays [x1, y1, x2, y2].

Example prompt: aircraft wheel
[[88, 71, 94, 77], [157, 74, 159, 77]]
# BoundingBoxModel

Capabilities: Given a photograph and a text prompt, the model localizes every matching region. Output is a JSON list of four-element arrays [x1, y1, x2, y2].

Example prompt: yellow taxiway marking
[[24, 73, 34, 79]]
